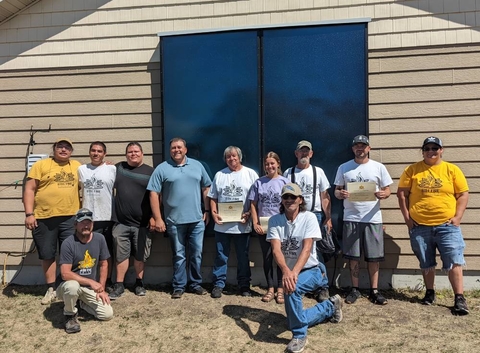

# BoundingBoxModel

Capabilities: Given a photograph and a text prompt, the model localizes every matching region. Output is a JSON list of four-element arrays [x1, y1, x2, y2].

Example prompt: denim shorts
[[409, 223, 465, 271]]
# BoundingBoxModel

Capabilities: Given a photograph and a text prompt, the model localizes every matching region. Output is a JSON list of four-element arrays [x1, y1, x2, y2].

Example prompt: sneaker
[[108, 283, 125, 300], [41, 287, 56, 305], [454, 295, 469, 315], [369, 290, 387, 305], [286, 337, 308, 353], [420, 290, 436, 305], [135, 285, 146, 296], [313, 287, 330, 303], [211, 286, 223, 299], [191, 286, 208, 295], [64, 313, 81, 334], [240, 287, 252, 297], [171, 290, 184, 299], [345, 288, 361, 304], [329, 294, 343, 323]]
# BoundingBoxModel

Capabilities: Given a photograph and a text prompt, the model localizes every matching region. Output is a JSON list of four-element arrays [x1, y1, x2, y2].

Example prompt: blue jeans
[[409, 223, 465, 271], [167, 221, 205, 291], [285, 264, 334, 338], [212, 231, 251, 289]]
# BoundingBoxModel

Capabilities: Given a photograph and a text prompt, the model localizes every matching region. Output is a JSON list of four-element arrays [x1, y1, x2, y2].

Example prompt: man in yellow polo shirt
[[23, 138, 81, 305]]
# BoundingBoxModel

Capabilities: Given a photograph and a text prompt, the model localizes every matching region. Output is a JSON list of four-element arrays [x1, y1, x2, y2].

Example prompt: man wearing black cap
[[267, 183, 343, 353], [56, 208, 113, 334], [334, 135, 392, 305], [23, 138, 81, 305]]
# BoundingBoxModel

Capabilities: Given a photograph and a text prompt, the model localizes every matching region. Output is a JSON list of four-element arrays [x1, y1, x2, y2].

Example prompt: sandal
[[262, 291, 275, 303], [275, 291, 285, 304]]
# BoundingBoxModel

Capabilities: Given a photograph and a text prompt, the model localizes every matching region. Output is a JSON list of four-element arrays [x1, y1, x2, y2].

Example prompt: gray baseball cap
[[352, 135, 369, 146]]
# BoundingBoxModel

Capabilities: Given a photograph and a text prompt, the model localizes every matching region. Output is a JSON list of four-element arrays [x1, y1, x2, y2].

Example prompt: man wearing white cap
[[267, 183, 342, 353], [57, 208, 113, 334], [23, 138, 81, 305]]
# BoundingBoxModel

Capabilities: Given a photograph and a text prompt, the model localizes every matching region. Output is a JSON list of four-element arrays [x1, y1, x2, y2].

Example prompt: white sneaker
[[41, 287, 56, 305]]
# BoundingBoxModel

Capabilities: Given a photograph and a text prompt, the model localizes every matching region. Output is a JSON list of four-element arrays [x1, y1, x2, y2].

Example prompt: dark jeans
[[256, 232, 282, 289]]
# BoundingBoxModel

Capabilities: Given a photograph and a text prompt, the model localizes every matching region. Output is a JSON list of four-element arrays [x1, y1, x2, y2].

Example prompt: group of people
[[23, 134, 470, 353]]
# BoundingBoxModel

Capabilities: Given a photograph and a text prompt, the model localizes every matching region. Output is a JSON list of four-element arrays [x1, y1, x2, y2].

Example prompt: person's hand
[[337, 189, 349, 200], [91, 281, 104, 293], [448, 216, 462, 227], [241, 212, 250, 224], [282, 269, 298, 295], [25, 215, 37, 230], [212, 212, 223, 225], [254, 223, 265, 235], [375, 190, 389, 199], [96, 291, 111, 305], [405, 218, 416, 231], [154, 219, 166, 233], [148, 218, 156, 233], [203, 211, 210, 226], [323, 218, 332, 233]]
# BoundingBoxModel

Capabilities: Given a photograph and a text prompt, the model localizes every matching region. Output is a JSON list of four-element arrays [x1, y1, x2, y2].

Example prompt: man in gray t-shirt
[[56, 208, 113, 334]]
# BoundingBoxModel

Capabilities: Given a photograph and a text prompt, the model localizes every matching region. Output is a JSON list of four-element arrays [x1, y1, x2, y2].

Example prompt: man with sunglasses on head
[[56, 208, 113, 334], [267, 183, 343, 353], [78, 141, 116, 289], [23, 138, 81, 305], [334, 135, 393, 306]]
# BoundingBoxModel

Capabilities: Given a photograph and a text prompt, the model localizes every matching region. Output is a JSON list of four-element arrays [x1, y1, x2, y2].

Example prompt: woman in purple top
[[249, 152, 289, 303]]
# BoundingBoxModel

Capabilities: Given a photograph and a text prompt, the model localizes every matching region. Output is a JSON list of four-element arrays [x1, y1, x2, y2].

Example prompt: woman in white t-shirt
[[249, 152, 289, 303]]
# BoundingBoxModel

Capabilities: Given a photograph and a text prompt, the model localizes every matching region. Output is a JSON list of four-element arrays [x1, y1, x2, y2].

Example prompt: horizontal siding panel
[[2, 253, 39, 266], [380, 193, 480, 209], [0, 114, 161, 130], [369, 116, 480, 134], [385, 239, 480, 255], [370, 84, 480, 104], [369, 99, 480, 119], [0, 99, 158, 117], [383, 254, 480, 269], [383, 224, 478, 239], [375, 52, 480, 73], [0, 64, 157, 77], [0, 70, 160, 91], [0, 85, 159, 104], [383, 162, 480, 179], [369, 147, 480, 163], [0, 199, 24, 212], [382, 209, 480, 224]]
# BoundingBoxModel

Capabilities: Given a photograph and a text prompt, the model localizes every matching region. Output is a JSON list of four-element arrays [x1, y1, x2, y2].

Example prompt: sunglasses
[[422, 147, 440, 152], [282, 194, 298, 200], [76, 212, 93, 218]]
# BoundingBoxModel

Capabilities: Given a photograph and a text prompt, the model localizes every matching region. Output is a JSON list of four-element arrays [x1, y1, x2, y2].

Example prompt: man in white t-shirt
[[283, 140, 332, 301], [78, 141, 116, 287], [334, 135, 393, 306], [267, 183, 342, 353]]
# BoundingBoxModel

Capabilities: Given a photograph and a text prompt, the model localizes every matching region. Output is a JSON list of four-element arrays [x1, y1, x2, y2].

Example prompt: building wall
[[1, 0, 480, 287]]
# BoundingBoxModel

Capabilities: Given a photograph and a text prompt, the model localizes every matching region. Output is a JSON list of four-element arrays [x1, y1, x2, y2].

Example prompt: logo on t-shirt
[[297, 177, 313, 195], [418, 175, 442, 193], [259, 186, 281, 208], [223, 181, 243, 197], [348, 172, 370, 183], [84, 176, 104, 190], [54, 169, 75, 188], [78, 250, 96, 276]]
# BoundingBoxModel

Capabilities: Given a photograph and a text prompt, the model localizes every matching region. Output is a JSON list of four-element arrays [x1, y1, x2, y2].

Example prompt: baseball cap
[[422, 136, 443, 148], [296, 140, 312, 150], [55, 138, 73, 148], [352, 135, 369, 146], [281, 183, 303, 197], [75, 208, 93, 222]]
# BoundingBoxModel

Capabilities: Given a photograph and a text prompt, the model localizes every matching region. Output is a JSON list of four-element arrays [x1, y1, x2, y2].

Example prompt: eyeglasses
[[55, 144, 72, 151], [422, 147, 440, 152], [76, 212, 93, 218], [282, 194, 298, 200]]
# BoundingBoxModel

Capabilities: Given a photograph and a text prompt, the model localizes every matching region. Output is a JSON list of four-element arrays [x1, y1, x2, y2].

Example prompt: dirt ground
[[0, 284, 479, 353]]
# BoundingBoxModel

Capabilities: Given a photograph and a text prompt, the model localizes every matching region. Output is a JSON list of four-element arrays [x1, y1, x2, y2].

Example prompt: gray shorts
[[342, 221, 384, 262], [112, 223, 152, 263]]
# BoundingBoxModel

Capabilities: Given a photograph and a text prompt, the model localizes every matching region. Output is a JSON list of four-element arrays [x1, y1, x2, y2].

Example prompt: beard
[[299, 157, 309, 165]]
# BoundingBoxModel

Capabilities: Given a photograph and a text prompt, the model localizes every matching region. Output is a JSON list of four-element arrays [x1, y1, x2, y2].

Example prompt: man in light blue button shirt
[[148, 137, 211, 299]]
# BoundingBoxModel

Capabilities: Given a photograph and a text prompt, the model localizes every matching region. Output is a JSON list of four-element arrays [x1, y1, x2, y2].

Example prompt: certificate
[[259, 217, 270, 233], [218, 201, 244, 222], [347, 182, 377, 202]]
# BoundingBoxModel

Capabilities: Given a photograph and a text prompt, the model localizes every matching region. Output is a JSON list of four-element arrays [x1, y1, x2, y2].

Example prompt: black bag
[[317, 224, 336, 254]]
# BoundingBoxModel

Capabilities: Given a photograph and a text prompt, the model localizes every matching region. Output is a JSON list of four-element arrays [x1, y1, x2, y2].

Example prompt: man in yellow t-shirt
[[397, 136, 469, 315], [23, 138, 81, 305]]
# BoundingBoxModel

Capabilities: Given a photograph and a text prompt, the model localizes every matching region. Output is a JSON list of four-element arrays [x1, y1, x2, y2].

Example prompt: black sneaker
[[211, 286, 223, 299], [171, 290, 184, 299], [135, 285, 146, 296], [240, 287, 252, 297], [329, 294, 343, 323], [108, 283, 125, 300], [420, 290, 436, 305], [345, 288, 361, 304], [190, 286, 208, 295], [313, 287, 330, 303], [65, 313, 81, 334], [369, 290, 387, 305], [454, 295, 469, 315]]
